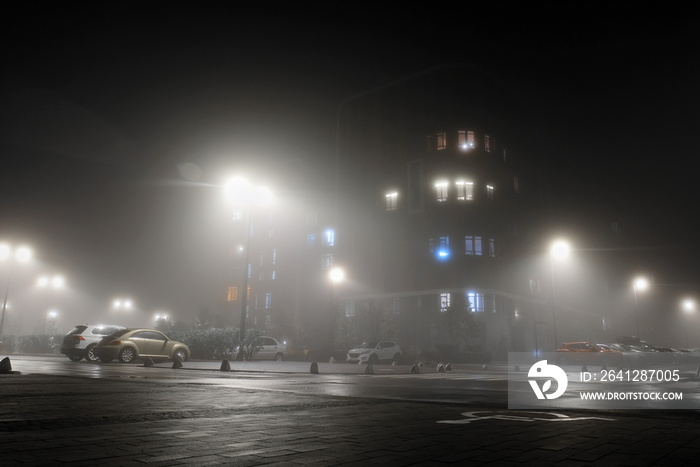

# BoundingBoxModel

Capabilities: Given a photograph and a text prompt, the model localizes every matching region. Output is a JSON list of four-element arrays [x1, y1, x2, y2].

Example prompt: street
[[2, 355, 700, 465]]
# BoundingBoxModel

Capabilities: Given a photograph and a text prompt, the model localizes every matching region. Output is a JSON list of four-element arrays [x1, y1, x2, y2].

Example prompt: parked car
[[346, 341, 402, 364], [236, 336, 287, 361], [555, 341, 623, 366], [94, 328, 190, 363], [60, 324, 126, 362]]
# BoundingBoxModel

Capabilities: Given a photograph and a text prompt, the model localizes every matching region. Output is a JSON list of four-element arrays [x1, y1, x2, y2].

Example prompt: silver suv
[[60, 324, 125, 362]]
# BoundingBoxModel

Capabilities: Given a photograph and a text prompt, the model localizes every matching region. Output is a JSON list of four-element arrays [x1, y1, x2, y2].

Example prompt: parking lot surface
[[2, 358, 700, 465]]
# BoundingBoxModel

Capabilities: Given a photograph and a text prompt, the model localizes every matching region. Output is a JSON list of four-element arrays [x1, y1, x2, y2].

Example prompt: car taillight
[[78, 336, 85, 341]]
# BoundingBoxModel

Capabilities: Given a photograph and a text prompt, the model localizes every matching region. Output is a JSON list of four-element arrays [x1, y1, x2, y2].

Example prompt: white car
[[237, 336, 287, 361], [60, 324, 126, 362], [346, 341, 402, 364]]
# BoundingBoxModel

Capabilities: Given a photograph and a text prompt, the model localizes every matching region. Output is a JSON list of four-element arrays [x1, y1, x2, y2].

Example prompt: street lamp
[[327, 266, 345, 359], [682, 298, 695, 348], [632, 277, 648, 339], [0, 243, 33, 336], [549, 239, 570, 350], [224, 176, 273, 360], [112, 298, 134, 311], [37, 275, 65, 333]]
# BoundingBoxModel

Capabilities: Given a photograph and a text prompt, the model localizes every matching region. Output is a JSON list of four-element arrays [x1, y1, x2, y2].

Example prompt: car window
[[68, 326, 88, 335], [359, 342, 378, 348], [262, 338, 276, 346], [92, 326, 121, 335], [106, 329, 130, 338], [378, 342, 394, 349]]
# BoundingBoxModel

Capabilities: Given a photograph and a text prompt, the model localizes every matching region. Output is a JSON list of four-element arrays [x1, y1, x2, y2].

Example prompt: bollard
[[445, 363, 452, 371], [0, 357, 19, 374], [172, 358, 183, 369], [437, 363, 445, 373], [514, 365, 520, 372], [310, 362, 319, 374], [410, 363, 420, 374], [329, 357, 335, 364], [220, 359, 231, 371], [581, 365, 588, 372], [481, 364, 487, 370], [143, 357, 154, 367], [365, 362, 374, 375]]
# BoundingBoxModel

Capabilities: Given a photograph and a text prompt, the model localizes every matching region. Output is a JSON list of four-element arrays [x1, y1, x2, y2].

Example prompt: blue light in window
[[437, 249, 450, 259]]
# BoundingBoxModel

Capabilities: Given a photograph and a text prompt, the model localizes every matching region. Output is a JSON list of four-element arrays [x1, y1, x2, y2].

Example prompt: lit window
[[437, 236, 450, 258], [440, 293, 451, 312], [484, 135, 491, 152], [265, 293, 272, 309], [227, 286, 238, 301], [455, 181, 474, 200], [247, 263, 252, 278], [467, 291, 484, 312], [307, 233, 316, 247], [323, 229, 335, 246], [486, 185, 494, 200], [437, 132, 447, 150], [489, 238, 496, 257], [385, 192, 398, 211], [435, 181, 448, 202], [465, 236, 483, 256], [458, 130, 476, 150], [272, 270, 276, 280], [272, 249, 278, 264]]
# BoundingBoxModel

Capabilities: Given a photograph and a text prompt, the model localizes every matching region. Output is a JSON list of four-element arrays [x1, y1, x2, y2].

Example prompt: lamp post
[[682, 298, 695, 348], [549, 239, 570, 350], [37, 275, 64, 333], [632, 277, 648, 339], [224, 176, 273, 360], [0, 243, 32, 336], [327, 266, 345, 359]]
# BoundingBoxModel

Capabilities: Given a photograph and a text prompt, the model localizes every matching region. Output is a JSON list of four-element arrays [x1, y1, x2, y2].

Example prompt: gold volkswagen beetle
[[94, 328, 190, 363]]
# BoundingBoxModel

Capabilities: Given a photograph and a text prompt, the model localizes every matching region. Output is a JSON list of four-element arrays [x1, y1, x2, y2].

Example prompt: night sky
[[2, 7, 699, 331]]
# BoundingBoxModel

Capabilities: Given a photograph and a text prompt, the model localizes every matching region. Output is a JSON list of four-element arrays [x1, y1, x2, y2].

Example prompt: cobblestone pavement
[[2, 372, 700, 465]]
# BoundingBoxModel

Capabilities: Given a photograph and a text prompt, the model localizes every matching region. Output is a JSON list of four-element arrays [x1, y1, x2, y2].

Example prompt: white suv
[[346, 341, 402, 364], [60, 324, 125, 362]]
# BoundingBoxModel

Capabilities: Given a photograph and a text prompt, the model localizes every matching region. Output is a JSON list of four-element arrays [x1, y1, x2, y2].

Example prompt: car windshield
[[67, 326, 88, 335], [358, 342, 378, 348]]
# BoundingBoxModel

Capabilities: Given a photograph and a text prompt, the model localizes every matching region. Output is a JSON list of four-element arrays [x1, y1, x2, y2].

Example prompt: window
[[486, 185, 494, 200], [323, 229, 335, 246], [227, 286, 238, 301], [435, 181, 448, 202], [458, 130, 475, 150], [437, 236, 450, 258], [247, 263, 252, 278], [489, 238, 496, 257], [436, 132, 447, 150], [467, 291, 484, 312], [322, 253, 334, 268], [440, 293, 451, 312], [455, 181, 474, 200], [307, 233, 316, 247], [484, 134, 491, 152], [385, 192, 398, 211], [465, 236, 483, 255], [265, 293, 272, 309], [272, 249, 277, 264]]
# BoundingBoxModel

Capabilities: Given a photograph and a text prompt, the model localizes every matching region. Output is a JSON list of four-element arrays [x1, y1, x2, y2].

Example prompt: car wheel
[[68, 355, 82, 362], [85, 345, 100, 363], [118, 347, 137, 363], [368, 354, 378, 364], [274, 353, 284, 361], [174, 348, 188, 362]]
